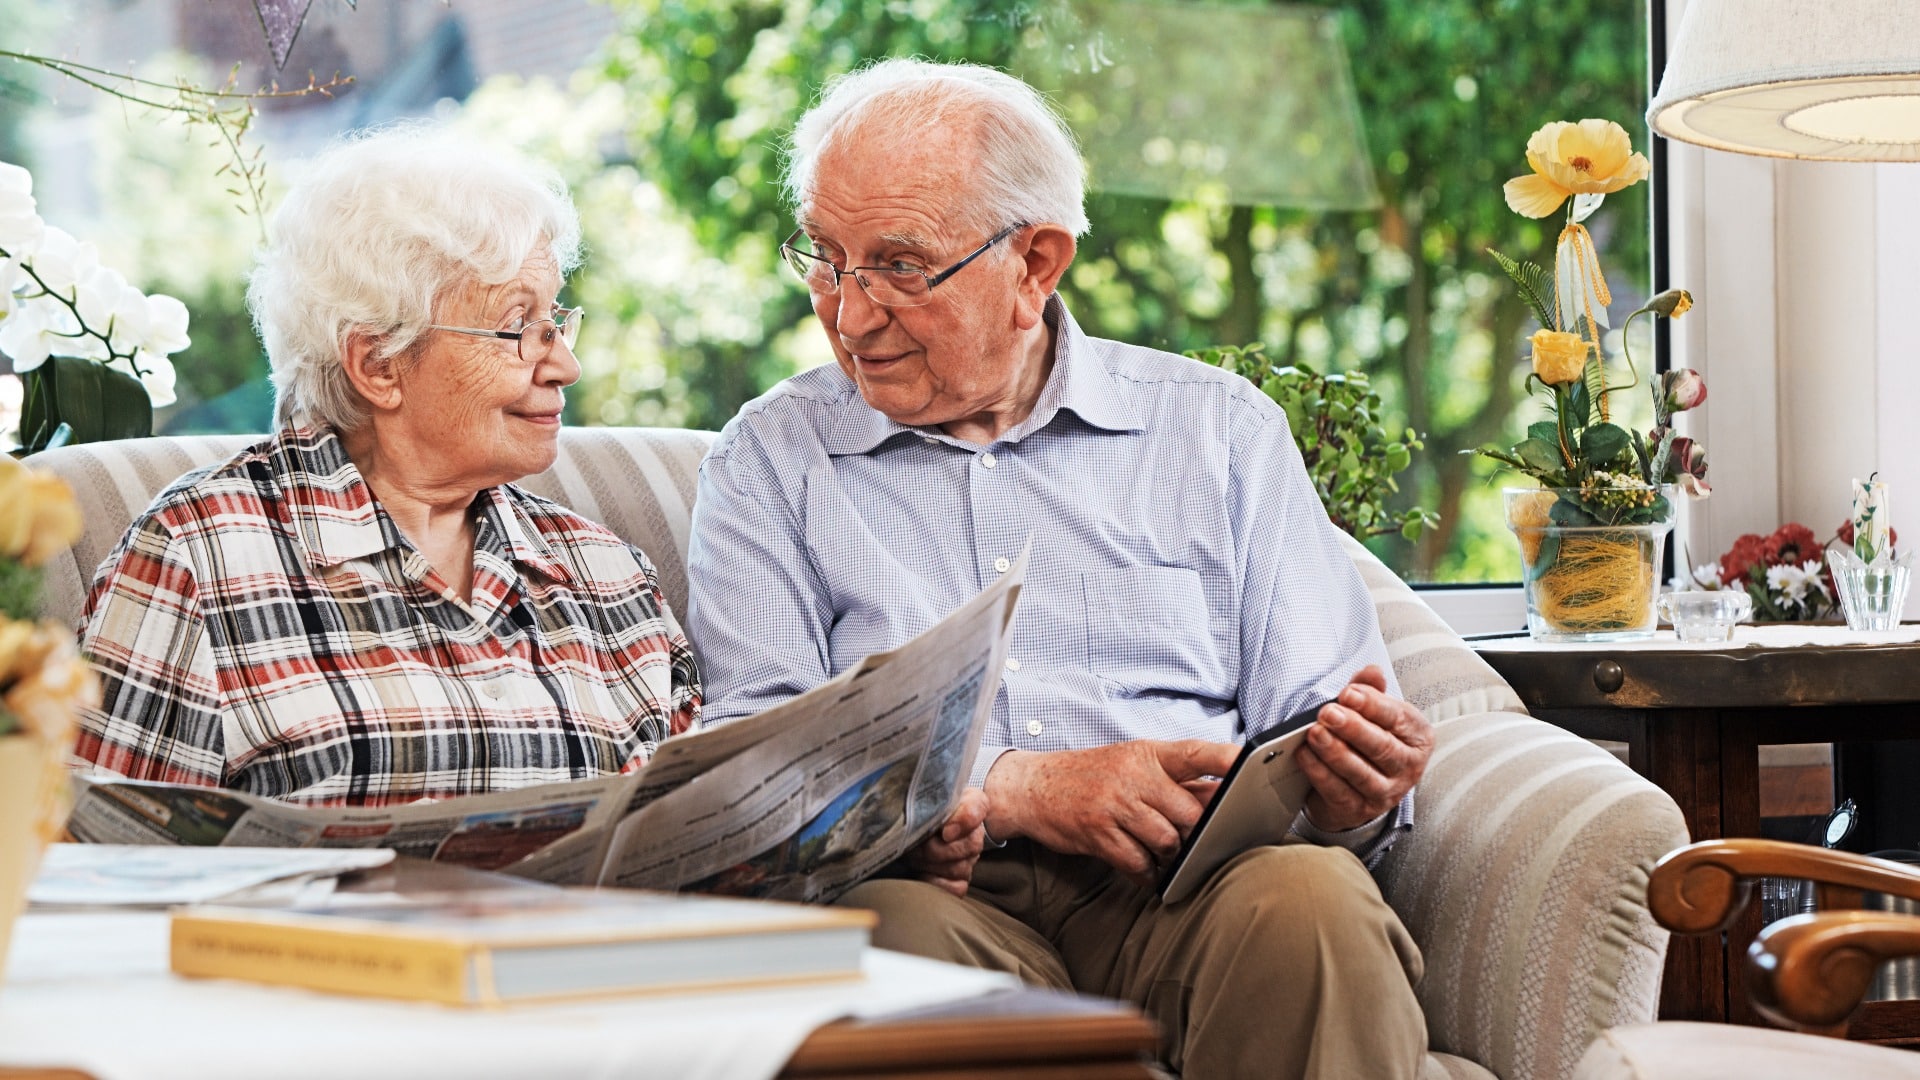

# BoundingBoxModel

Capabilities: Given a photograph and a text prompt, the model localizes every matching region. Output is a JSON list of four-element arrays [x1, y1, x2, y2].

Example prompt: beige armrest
[[1649, 839, 1920, 934], [1747, 910, 1920, 1032]]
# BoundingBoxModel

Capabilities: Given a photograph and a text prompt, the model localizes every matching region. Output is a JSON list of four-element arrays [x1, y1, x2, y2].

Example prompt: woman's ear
[[1013, 225, 1076, 330], [339, 331, 402, 413]]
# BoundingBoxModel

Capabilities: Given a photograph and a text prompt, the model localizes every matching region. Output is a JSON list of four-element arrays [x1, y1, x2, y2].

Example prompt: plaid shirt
[[75, 426, 700, 806]]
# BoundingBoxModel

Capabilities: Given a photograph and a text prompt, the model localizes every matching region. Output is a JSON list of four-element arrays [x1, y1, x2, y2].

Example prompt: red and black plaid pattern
[[75, 426, 700, 806]]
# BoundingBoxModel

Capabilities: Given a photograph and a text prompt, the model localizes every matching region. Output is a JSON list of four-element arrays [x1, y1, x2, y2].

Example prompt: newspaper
[[65, 548, 1026, 904]]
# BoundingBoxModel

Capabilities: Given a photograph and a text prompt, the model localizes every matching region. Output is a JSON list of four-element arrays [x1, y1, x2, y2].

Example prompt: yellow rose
[[1502, 119, 1651, 219], [4, 627, 98, 742], [1529, 329, 1589, 385]]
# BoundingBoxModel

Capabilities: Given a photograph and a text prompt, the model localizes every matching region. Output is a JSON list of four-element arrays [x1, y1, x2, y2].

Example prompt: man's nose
[[833, 276, 891, 337]]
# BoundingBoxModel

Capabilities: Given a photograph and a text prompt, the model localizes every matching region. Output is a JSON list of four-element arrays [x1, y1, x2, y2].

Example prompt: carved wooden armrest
[[1747, 910, 1920, 1032], [1649, 838, 1920, 934]]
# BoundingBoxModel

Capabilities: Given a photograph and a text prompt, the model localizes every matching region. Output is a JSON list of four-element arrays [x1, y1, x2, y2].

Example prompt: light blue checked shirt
[[686, 297, 1413, 862]]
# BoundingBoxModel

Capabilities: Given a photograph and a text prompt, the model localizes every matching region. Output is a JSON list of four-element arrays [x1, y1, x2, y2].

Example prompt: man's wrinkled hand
[[906, 787, 990, 896], [1296, 665, 1434, 833], [984, 739, 1240, 887]]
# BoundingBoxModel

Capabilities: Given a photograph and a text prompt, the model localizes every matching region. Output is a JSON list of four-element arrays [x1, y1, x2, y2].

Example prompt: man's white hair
[[248, 123, 582, 432], [784, 58, 1089, 238]]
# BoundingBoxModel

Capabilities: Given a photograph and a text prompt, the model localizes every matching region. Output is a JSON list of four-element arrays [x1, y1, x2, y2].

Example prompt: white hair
[[248, 123, 582, 432], [784, 58, 1089, 238]]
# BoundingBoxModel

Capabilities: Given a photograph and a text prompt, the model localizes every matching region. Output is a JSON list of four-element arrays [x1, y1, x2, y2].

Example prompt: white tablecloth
[[0, 911, 1017, 1080]]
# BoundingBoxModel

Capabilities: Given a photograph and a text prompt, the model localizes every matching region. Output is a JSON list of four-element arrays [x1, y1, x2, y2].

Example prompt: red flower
[[1761, 522, 1820, 568], [1718, 532, 1770, 586]]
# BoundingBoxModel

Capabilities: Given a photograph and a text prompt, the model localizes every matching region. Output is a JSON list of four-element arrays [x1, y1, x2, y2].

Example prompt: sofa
[[29, 427, 1691, 1080]]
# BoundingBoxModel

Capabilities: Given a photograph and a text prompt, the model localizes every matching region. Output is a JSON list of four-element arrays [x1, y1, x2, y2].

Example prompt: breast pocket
[[1081, 566, 1229, 698]]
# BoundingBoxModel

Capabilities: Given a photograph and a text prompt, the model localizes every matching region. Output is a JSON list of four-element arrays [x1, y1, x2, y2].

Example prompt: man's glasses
[[780, 223, 1027, 308], [430, 305, 584, 364]]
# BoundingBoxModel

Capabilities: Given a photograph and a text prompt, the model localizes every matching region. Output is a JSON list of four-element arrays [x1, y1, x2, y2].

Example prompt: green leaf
[[38, 357, 154, 446], [1527, 420, 1559, 446], [1515, 437, 1562, 474], [1488, 247, 1556, 331], [1566, 380, 1592, 428], [1582, 422, 1629, 465]]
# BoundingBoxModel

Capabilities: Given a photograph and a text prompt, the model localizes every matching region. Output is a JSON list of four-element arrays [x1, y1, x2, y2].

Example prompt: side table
[[1474, 624, 1920, 1041]]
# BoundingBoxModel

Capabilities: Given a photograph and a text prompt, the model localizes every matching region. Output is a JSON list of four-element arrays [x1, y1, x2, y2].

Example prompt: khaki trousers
[[840, 840, 1426, 1080]]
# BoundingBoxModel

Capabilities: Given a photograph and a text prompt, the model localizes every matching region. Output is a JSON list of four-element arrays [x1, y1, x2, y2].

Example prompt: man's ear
[[1012, 225, 1076, 330], [339, 331, 402, 413]]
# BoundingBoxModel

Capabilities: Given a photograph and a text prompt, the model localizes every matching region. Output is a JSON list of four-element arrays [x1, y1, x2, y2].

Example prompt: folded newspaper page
[[66, 547, 1027, 904]]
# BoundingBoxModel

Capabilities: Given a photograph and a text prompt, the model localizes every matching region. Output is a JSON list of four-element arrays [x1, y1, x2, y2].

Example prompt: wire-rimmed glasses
[[780, 223, 1027, 308], [430, 305, 584, 364]]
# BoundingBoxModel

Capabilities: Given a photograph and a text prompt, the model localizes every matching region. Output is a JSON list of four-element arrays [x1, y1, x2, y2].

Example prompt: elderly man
[[686, 59, 1432, 1080]]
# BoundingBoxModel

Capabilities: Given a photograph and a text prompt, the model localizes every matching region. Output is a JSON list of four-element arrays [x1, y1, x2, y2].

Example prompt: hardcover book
[[169, 886, 877, 1005]]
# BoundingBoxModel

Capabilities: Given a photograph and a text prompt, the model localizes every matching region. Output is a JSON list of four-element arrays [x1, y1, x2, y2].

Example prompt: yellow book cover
[[170, 886, 875, 1006]]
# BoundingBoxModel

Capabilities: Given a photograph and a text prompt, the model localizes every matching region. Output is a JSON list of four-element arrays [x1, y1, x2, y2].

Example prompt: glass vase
[[1505, 487, 1676, 642], [1826, 549, 1914, 632]]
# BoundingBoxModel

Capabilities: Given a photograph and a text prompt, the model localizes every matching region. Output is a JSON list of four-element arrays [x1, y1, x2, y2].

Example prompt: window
[[6, 0, 1652, 592]]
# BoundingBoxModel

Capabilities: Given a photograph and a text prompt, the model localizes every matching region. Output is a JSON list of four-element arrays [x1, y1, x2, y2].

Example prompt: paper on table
[[28, 844, 395, 908]]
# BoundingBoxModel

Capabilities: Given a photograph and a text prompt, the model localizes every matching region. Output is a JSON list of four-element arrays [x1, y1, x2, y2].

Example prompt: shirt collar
[[274, 425, 569, 583], [822, 295, 1144, 456]]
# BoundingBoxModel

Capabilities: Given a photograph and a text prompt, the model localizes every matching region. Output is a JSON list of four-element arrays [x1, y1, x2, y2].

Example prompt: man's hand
[[1297, 665, 1434, 833], [984, 740, 1241, 887], [906, 787, 990, 896]]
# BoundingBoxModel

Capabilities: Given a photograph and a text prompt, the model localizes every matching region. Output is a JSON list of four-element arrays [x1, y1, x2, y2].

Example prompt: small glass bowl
[[1656, 590, 1753, 642]]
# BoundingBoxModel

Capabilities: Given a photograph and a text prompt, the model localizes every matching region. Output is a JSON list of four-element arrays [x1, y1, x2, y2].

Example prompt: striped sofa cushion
[[1336, 537, 1688, 1079], [28, 428, 718, 630]]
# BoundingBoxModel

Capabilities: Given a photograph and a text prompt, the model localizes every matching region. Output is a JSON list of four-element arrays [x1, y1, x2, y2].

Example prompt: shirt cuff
[[969, 743, 1014, 791], [1288, 789, 1417, 869]]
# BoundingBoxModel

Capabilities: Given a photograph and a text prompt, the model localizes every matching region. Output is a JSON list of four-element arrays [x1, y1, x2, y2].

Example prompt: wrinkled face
[[397, 248, 578, 489], [800, 134, 1037, 432]]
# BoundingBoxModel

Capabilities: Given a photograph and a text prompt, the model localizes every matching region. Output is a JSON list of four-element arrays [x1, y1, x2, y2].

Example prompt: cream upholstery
[[1572, 1022, 1920, 1079], [30, 430, 1691, 1080]]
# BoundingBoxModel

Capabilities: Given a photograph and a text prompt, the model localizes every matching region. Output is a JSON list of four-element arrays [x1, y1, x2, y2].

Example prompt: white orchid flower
[[0, 298, 80, 372], [1, 256, 21, 322], [24, 226, 99, 301], [129, 349, 178, 407], [142, 293, 191, 356], [105, 279, 156, 357], [0, 162, 41, 255]]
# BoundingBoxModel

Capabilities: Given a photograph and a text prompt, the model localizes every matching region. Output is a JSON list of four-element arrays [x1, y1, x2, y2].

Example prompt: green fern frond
[[1489, 248, 1556, 331], [1582, 349, 1607, 422]]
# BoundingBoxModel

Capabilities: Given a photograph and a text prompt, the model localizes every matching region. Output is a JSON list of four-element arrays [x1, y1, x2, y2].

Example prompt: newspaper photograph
[[64, 547, 1026, 904]]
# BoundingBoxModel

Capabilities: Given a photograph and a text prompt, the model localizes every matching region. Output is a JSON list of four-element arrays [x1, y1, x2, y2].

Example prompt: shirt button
[[1026, 719, 1044, 737], [480, 680, 504, 700], [994, 556, 1011, 573], [980, 452, 997, 469], [922, 436, 938, 445], [1004, 657, 1021, 672]]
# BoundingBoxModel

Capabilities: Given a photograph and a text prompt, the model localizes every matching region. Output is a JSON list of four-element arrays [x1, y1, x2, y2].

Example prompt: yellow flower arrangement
[[1472, 118, 1706, 530], [0, 454, 95, 976]]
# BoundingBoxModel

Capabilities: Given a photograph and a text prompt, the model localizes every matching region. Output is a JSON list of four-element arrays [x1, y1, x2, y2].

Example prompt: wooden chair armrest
[[1649, 838, 1920, 934], [1746, 910, 1920, 1032]]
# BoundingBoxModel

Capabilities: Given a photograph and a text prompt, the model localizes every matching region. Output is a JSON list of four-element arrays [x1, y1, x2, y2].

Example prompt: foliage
[[1191, 342, 1435, 541], [590, 0, 1650, 581]]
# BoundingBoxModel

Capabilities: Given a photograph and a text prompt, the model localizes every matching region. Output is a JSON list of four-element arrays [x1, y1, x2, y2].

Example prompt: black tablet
[[1156, 702, 1327, 904]]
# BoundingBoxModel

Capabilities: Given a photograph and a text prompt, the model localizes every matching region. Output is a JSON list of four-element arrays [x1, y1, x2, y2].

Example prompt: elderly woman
[[73, 127, 699, 805]]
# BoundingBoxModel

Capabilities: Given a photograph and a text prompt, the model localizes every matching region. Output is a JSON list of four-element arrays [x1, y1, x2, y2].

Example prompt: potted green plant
[[1190, 342, 1436, 543]]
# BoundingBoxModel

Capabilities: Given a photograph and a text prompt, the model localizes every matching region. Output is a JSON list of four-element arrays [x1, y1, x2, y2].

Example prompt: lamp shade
[[1649, 0, 1920, 160]]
